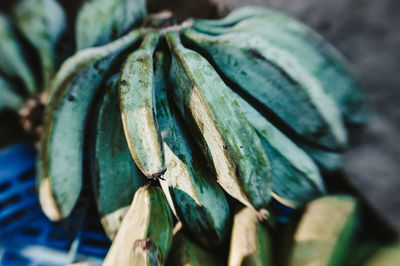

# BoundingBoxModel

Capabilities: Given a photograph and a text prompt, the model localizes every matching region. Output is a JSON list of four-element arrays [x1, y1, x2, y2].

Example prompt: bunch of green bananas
[[0, 0, 146, 135], [0, 0, 67, 111], [1, 0, 372, 265]]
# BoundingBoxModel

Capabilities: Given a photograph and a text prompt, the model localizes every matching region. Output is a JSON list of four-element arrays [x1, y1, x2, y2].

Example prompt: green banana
[[287, 195, 359, 266], [302, 144, 343, 173], [38, 29, 141, 221], [165, 31, 272, 210], [130, 239, 163, 266], [182, 28, 347, 151], [363, 242, 400, 266], [0, 76, 23, 112], [103, 185, 174, 266], [193, 6, 279, 28], [119, 31, 166, 178], [0, 14, 36, 95], [12, 0, 66, 90], [91, 74, 146, 239], [233, 93, 325, 208], [76, 0, 146, 50], [194, 12, 368, 125], [346, 243, 386, 266], [228, 206, 273, 266], [166, 223, 222, 266], [193, 6, 349, 71], [154, 50, 230, 247]]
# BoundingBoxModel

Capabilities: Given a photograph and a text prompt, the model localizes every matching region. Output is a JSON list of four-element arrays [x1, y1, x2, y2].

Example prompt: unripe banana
[[194, 6, 317, 39], [0, 77, 23, 112], [119, 31, 166, 178], [166, 223, 222, 266], [90, 74, 146, 239], [182, 28, 347, 151], [302, 144, 343, 173], [38, 29, 141, 221], [363, 242, 400, 266], [0, 14, 36, 95], [228, 206, 273, 266], [154, 50, 230, 247], [288, 195, 359, 266], [193, 6, 277, 28], [103, 185, 174, 266], [194, 11, 368, 125], [346, 243, 388, 266], [12, 0, 66, 90], [130, 239, 163, 266], [76, 0, 147, 50], [165, 31, 272, 210], [233, 93, 325, 208]]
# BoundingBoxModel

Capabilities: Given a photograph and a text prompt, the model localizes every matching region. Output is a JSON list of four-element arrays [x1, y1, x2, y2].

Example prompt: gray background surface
[[149, 0, 400, 232]]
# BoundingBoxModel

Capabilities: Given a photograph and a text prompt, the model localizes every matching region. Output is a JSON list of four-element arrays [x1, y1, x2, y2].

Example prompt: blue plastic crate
[[0, 143, 111, 265], [0, 143, 40, 236]]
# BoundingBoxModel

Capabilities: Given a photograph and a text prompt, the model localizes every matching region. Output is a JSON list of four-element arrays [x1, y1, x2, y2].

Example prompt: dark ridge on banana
[[119, 31, 166, 179], [181, 28, 347, 152], [38, 29, 141, 221], [154, 49, 230, 248], [104, 186, 174, 266], [88, 74, 146, 239], [165, 31, 272, 210]]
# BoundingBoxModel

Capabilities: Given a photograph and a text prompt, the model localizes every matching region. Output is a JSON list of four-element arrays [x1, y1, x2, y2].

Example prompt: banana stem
[[164, 30, 186, 54], [139, 31, 161, 52]]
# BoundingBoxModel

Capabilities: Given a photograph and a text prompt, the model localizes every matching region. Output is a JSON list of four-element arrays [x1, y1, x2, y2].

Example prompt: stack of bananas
[[1, 0, 377, 265]]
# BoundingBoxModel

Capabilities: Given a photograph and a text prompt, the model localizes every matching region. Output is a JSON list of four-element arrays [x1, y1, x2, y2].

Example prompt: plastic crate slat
[[0, 196, 38, 220], [0, 143, 35, 165], [3, 216, 75, 252], [0, 211, 42, 237], [0, 180, 35, 202], [0, 161, 35, 180], [0, 165, 36, 183], [14, 221, 72, 248], [0, 165, 35, 183]]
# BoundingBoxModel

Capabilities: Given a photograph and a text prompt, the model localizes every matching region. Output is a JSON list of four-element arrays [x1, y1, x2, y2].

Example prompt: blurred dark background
[[1, 0, 399, 232]]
